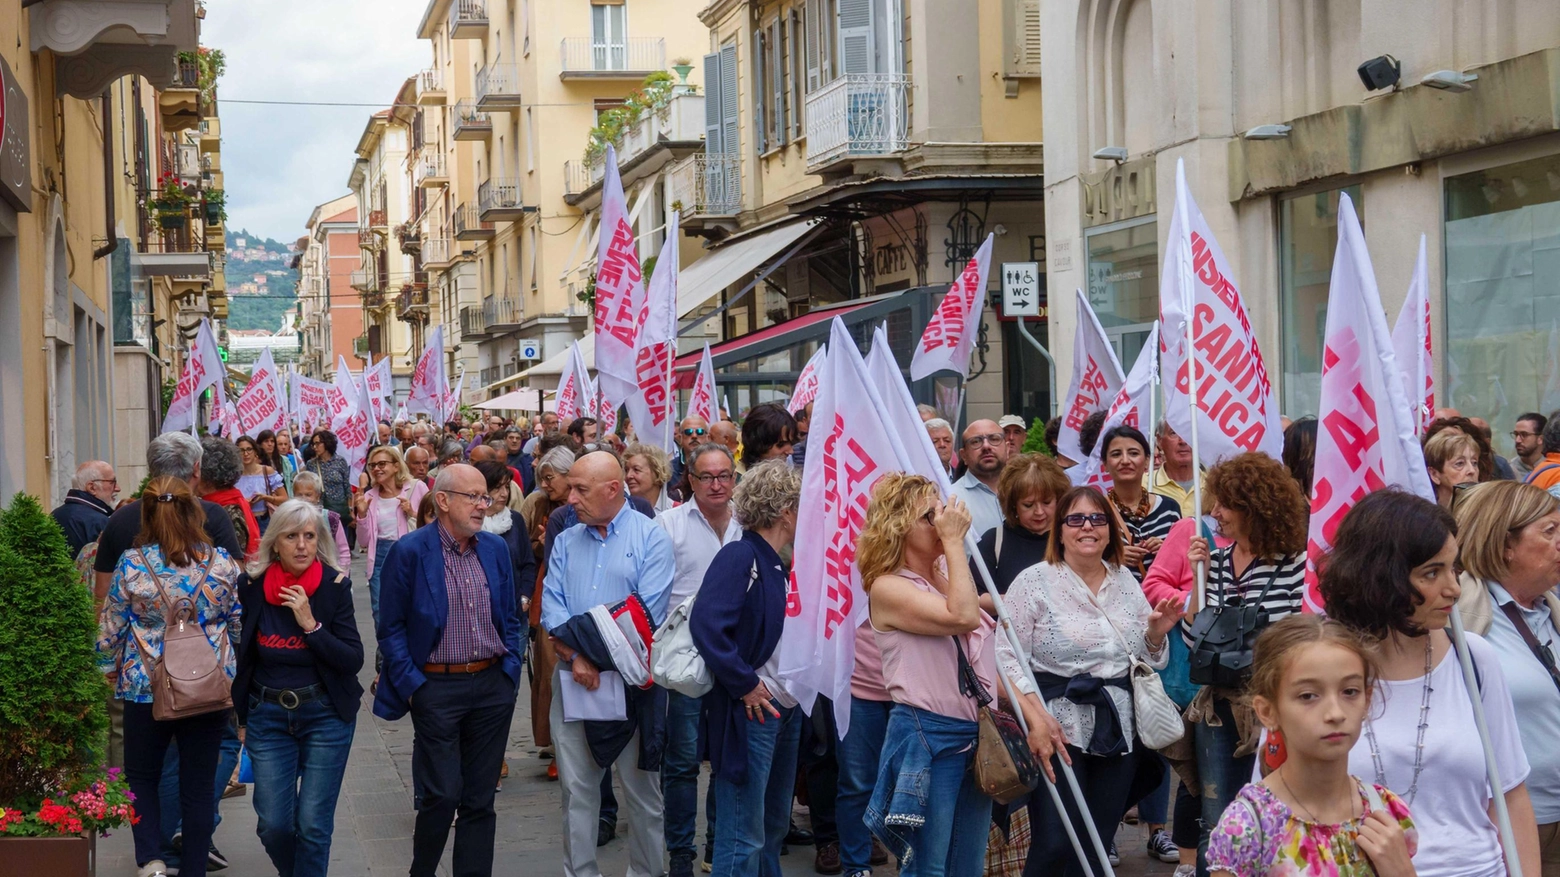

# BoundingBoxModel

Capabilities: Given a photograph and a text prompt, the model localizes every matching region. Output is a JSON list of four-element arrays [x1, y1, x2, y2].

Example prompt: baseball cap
[[998, 414, 1026, 431]]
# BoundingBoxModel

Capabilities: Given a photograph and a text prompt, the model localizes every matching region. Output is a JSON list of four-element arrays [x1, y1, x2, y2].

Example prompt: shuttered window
[[1006, 0, 1041, 78], [838, 0, 874, 75], [753, 28, 768, 154], [790, 8, 806, 138], [772, 17, 787, 148]]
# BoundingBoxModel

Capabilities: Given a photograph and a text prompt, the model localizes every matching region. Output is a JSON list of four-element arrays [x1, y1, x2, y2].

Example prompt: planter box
[[0, 831, 96, 877], [203, 203, 223, 224], [157, 213, 188, 230]]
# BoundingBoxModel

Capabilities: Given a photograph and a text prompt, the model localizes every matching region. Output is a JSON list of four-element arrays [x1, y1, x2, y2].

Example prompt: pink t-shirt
[[872, 568, 998, 722], [850, 619, 890, 701]]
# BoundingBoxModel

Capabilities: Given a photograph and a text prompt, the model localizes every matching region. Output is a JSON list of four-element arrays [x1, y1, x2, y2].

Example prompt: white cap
[[998, 414, 1026, 431]]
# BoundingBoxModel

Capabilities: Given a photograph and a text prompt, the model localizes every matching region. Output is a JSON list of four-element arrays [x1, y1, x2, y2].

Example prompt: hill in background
[[225, 229, 299, 332]]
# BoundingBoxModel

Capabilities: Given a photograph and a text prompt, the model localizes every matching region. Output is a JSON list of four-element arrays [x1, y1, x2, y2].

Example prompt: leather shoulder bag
[[1185, 556, 1282, 689], [955, 635, 1041, 805], [131, 549, 233, 720]]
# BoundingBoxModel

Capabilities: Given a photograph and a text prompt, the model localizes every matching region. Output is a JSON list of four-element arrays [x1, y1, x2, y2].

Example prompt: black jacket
[[233, 564, 365, 725], [493, 511, 539, 610], [51, 490, 114, 556]]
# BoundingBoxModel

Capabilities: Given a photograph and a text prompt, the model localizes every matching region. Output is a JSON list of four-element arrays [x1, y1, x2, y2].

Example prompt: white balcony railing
[[668, 153, 741, 217], [563, 160, 591, 197], [415, 147, 447, 187], [417, 67, 445, 104], [423, 237, 453, 266], [804, 73, 911, 171], [559, 37, 664, 75], [475, 62, 520, 107], [478, 178, 524, 220], [583, 92, 705, 187]]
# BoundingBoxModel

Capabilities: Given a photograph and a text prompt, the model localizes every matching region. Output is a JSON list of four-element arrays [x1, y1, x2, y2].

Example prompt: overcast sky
[[204, 0, 429, 245]]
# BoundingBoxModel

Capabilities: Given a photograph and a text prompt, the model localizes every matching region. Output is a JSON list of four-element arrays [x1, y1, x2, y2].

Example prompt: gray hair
[[247, 499, 337, 577], [291, 470, 323, 498], [200, 436, 243, 490], [537, 446, 576, 476], [924, 418, 953, 434], [1544, 413, 1560, 455], [72, 460, 112, 490], [916, 403, 938, 419], [733, 459, 802, 530], [147, 432, 203, 481], [438, 439, 466, 464], [688, 441, 734, 471]]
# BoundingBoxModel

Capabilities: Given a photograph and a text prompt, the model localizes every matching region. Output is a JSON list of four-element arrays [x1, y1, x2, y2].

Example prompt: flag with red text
[[1390, 235, 1433, 434], [1058, 288, 1126, 462], [236, 347, 287, 436], [909, 234, 993, 380], [1159, 158, 1283, 462], [162, 319, 226, 433], [866, 326, 951, 494], [1304, 194, 1433, 613], [407, 325, 448, 422], [624, 212, 679, 453], [687, 343, 718, 424], [554, 341, 587, 423], [788, 345, 827, 415], [292, 374, 331, 434], [593, 145, 646, 405], [445, 370, 465, 423], [1074, 323, 1161, 489], [363, 356, 394, 425]]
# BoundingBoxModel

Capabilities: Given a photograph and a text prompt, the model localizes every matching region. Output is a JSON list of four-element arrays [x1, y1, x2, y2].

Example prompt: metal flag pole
[[1180, 232, 1208, 609], [1147, 363, 1159, 492], [1449, 606, 1526, 876]]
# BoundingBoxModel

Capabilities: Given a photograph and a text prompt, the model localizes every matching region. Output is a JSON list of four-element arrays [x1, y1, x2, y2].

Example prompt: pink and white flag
[[1057, 288, 1126, 462], [866, 327, 950, 494], [394, 401, 409, 424], [236, 347, 287, 436], [623, 212, 679, 453], [292, 374, 331, 434], [1390, 235, 1434, 434], [1073, 323, 1161, 489], [331, 357, 361, 422], [216, 400, 240, 436], [1159, 158, 1283, 462], [445, 370, 465, 423], [687, 343, 718, 424], [1303, 194, 1433, 613], [407, 325, 448, 422], [788, 345, 827, 415], [910, 234, 994, 380], [593, 145, 646, 405], [363, 356, 394, 424], [334, 376, 374, 485], [162, 318, 226, 433], [554, 341, 587, 423]]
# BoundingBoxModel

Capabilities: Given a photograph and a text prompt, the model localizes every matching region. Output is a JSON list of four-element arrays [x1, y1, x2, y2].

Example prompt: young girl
[[1208, 615, 1418, 877]]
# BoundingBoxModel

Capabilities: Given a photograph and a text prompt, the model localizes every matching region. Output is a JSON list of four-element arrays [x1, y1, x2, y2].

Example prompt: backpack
[[221, 502, 251, 556], [129, 549, 233, 721]]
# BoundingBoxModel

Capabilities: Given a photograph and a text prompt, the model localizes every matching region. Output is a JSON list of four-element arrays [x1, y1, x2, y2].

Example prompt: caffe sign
[[0, 53, 29, 213]]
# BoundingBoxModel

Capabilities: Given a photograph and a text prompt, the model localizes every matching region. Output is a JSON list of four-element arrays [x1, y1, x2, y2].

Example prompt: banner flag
[[593, 144, 647, 404], [624, 212, 680, 453], [236, 347, 287, 436], [1057, 289, 1126, 462], [1073, 323, 1162, 489], [910, 234, 994, 380], [363, 356, 394, 425], [1390, 235, 1434, 433], [445, 370, 466, 424], [407, 325, 448, 421], [788, 345, 827, 415], [687, 343, 718, 424], [162, 319, 225, 433], [554, 341, 587, 423]]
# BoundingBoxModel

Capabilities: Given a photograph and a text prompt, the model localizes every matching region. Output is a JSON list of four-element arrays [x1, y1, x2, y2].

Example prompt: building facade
[[296, 195, 360, 379], [349, 103, 419, 394]]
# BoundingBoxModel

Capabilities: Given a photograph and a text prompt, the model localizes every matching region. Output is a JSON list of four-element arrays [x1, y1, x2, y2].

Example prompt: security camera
[[1357, 55, 1401, 91]]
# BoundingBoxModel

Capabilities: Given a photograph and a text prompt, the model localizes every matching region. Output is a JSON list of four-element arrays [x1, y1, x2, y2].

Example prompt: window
[[1084, 215, 1159, 371], [754, 27, 769, 153], [1278, 185, 1361, 417], [790, 8, 805, 138], [1005, 0, 1041, 78], [1445, 152, 1560, 456], [771, 17, 788, 148], [591, 2, 627, 71], [805, 0, 837, 92]]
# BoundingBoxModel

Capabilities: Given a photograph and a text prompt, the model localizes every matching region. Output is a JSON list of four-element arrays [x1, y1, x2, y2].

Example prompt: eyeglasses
[[692, 472, 736, 485], [963, 434, 1003, 448], [369, 461, 394, 469], [439, 489, 495, 508], [1513, 430, 1539, 440], [1062, 513, 1110, 529], [681, 428, 708, 437], [238, 446, 255, 454], [89, 477, 119, 486]]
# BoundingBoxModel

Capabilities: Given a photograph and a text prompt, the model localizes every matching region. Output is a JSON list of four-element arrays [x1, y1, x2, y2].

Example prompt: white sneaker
[[137, 861, 171, 877], [1173, 866, 1196, 877]]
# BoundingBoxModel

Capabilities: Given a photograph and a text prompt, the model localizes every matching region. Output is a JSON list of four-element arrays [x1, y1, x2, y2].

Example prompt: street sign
[[517, 339, 541, 360], [1001, 262, 1041, 317]]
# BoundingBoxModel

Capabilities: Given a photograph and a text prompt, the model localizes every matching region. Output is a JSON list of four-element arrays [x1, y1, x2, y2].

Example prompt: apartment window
[[525, 108, 535, 173], [591, 1, 627, 71], [1005, 0, 1041, 78], [789, 8, 805, 139], [1278, 185, 1361, 417], [805, 0, 837, 92], [771, 17, 788, 148], [754, 27, 770, 153]]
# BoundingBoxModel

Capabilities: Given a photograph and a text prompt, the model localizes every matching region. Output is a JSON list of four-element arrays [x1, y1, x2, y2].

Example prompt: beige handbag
[[132, 549, 233, 721]]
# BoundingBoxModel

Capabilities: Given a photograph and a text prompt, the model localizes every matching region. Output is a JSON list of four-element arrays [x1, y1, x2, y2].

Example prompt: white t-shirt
[[1347, 633, 1530, 877], [656, 501, 742, 611], [1482, 583, 1560, 823], [372, 495, 402, 540]]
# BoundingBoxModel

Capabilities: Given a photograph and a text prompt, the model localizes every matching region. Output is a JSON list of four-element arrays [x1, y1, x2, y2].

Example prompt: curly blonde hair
[[624, 443, 671, 488], [1205, 452, 1308, 559], [732, 459, 801, 530], [856, 473, 939, 592]]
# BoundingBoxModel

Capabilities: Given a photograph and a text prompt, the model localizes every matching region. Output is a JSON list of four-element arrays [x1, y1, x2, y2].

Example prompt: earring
[[1263, 727, 1287, 771]]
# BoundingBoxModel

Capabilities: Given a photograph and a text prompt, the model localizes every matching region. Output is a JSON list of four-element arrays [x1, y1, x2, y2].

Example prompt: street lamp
[[1243, 124, 1292, 140], [1421, 70, 1478, 92], [1091, 146, 1128, 163]]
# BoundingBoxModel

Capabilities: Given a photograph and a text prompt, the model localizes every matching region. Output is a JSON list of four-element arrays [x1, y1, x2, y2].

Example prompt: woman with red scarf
[[232, 499, 364, 877]]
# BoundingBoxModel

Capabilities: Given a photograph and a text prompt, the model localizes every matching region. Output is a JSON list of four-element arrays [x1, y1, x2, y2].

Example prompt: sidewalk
[[98, 555, 1174, 876]]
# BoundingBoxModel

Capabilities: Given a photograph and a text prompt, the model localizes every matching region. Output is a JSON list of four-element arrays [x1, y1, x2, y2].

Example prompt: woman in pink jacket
[[355, 445, 429, 639]]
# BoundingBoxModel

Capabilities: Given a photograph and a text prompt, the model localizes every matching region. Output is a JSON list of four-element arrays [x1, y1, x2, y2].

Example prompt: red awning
[[671, 303, 871, 389]]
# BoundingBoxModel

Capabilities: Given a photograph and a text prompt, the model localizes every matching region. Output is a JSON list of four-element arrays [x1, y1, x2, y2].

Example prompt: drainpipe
[[93, 88, 117, 260]]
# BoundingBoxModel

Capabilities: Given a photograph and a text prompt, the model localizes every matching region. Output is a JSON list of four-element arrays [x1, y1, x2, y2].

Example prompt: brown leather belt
[[422, 658, 498, 675]]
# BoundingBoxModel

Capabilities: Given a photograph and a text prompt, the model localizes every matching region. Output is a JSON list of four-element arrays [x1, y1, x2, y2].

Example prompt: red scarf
[[202, 487, 261, 558], [262, 559, 324, 606]]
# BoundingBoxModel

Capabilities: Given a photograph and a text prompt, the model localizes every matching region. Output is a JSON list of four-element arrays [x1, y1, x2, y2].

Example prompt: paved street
[[100, 554, 1174, 877]]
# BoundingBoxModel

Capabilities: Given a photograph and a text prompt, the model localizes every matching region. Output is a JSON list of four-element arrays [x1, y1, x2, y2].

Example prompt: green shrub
[[1021, 417, 1052, 456]]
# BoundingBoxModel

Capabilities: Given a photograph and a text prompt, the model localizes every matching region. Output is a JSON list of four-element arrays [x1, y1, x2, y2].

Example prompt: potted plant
[[0, 494, 129, 876], [149, 172, 193, 230], [202, 188, 226, 225], [671, 57, 694, 84]]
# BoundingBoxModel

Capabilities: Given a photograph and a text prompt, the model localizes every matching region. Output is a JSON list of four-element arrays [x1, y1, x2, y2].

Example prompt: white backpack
[[650, 562, 756, 698]]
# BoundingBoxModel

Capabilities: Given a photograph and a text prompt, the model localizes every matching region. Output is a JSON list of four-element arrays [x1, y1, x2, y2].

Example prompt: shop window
[[1083, 216, 1158, 372], [1279, 184, 1361, 417]]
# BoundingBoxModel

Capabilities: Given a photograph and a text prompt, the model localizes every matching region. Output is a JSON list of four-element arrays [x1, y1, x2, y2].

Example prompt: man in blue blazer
[[375, 463, 523, 877]]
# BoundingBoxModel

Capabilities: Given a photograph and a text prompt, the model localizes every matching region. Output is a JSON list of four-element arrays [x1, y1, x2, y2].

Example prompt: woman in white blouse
[[997, 484, 1185, 877]]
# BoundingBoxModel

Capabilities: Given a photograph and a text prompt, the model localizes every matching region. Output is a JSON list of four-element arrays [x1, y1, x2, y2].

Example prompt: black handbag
[[954, 636, 1042, 804], [1186, 560, 1281, 688]]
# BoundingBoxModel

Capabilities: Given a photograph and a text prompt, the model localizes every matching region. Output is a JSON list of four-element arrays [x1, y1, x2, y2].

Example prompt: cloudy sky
[[204, 0, 430, 245]]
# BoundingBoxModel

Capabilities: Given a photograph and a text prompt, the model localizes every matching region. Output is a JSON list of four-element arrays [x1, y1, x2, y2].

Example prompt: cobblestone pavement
[[99, 554, 1174, 876]]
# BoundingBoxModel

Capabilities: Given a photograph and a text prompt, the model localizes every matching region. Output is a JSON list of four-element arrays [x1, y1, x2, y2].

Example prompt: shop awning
[[473, 387, 543, 410], [675, 218, 821, 318], [669, 299, 875, 389]]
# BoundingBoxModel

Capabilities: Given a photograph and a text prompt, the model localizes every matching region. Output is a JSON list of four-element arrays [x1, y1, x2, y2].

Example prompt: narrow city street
[[98, 553, 1174, 877]]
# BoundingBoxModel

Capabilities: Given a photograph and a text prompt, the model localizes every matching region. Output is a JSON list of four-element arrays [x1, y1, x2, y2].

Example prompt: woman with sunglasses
[[997, 485, 1185, 877], [354, 445, 427, 640], [308, 431, 354, 551], [1183, 452, 1310, 863], [236, 435, 288, 535]]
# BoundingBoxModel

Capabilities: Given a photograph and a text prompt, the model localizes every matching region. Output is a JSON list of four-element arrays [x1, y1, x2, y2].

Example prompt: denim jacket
[[864, 705, 980, 867]]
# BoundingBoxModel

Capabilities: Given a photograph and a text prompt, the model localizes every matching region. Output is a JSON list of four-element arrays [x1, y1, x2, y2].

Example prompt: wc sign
[[1001, 262, 1041, 318]]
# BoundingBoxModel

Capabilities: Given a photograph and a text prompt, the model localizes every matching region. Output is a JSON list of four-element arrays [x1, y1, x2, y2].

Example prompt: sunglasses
[[1062, 513, 1110, 529], [682, 428, 708, 437]]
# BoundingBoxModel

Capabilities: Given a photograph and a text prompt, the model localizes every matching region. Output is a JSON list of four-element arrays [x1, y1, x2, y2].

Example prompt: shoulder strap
[[136, 547, 214, 623], [1496, 598, 1560, 696], [1361, 781, 1387, 815], [1525, 462, 1560, 485], [994, 525, 1005, 566], [952, 634, 993, 708]]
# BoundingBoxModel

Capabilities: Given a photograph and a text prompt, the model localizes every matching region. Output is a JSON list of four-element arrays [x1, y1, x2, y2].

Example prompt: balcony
[[452, 101, 492, 141], [423, 237, 457, 268], [415, 147, 448, 188], [364, 289, 387, 310], [397, 284, 431, 322], [416, 67, 445, 106], [396, 222, 421, 255], [804, 73, 911, 173], [453, 203, 495, 240], [563, 160, 591, 198], [357, 228, 380, 251], [159, 56, 201, 131], [460, 304, 491, 338], [668, 153, 742, 217], [350, 269, 380, 292], [368, 209, 388, 230], [475, 63, 521, 109], [134, 231, 213, 278], [479, 366, 504, 387], [199, 116, 221, 153], [353, 336, 371, 357], [567, 92, 705, 205], [448, 0, 487, 38], [478, 178, 526, 222], [559, 37, 664, 79], [484, 295, 524, 332]]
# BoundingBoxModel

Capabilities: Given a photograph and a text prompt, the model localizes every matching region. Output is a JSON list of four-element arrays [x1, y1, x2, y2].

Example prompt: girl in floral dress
[[1208, 616, 1418, 877]]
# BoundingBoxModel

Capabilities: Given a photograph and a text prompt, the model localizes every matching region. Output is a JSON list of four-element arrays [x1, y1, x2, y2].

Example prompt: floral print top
[[96, 544, 242, 703], [1207, 779, 1416, 877]]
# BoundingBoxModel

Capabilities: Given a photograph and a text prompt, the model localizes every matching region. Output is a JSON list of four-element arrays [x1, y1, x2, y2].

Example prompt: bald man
[[949, 418, 1009, 536], [710, 421, 740, 464], [542, 451, 675, 877], [374, 463, 523, 877]]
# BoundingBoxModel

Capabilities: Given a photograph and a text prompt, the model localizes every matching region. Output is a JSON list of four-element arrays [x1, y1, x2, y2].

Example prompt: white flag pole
[[1451, 603, 1525, 874], [1180, 230, 1208, 609], [1146, 357, 1159, 493]]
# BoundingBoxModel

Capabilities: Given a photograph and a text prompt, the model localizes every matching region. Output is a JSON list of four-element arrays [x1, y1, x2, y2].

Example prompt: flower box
[[0, 831, 95, 877], [158, 213, 188, 230]]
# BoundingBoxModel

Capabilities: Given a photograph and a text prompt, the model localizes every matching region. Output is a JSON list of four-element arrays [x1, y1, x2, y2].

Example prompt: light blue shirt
[[949, 470, 1003, 539], [1484, 582, 1560, 822], [542, 500, 675, 632]]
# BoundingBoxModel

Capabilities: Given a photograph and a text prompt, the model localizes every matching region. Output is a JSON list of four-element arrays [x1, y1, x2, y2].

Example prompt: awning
[[473, 387, 543, 410], [669, 299, 875, 389], [675, 218, 821, 318]]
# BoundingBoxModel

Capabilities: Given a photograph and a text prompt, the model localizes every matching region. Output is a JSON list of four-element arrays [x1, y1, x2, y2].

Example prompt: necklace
[[1276, 769, 1354, 825], [1364, 635, 1434, 805], [1107, 487, 1151, 521]]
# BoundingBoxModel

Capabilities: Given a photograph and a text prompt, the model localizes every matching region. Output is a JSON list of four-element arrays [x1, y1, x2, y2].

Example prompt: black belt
[[256, 683, 327, 710]]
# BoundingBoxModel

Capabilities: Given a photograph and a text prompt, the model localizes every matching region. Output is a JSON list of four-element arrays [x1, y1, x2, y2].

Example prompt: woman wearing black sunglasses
[[995, 484, 1185, 877]]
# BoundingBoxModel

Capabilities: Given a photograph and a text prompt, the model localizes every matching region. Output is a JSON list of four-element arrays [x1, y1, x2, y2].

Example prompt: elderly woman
[[1322, 489, 1540, 877], [857, 474, 1023, 876], [1425, 429, 1481, 507], [1183, 452, 1309, 861], [1453, 481, 1560, 873], [998, 485, 1184, 877], [1100, 424, 1181, 580], [522, 444, 576, 772], [97, 476, 242, 877], [472, 460, 538, 605], [236, 434, 288, 535], [307, 430, 354, 547], [624, 442, 675, 512], [289, 472, 351, 571], [973, 453, 1070, 596], [353, 444, 428, 632], [232, 500, 363, 877], [201, 435, 261, 559], [689, 460, 804, 877]]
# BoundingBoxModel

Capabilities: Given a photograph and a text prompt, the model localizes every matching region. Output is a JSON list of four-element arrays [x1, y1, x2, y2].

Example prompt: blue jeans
[[246, 694, 356, 877], [880, 704, 991, 877], [710, 702, 802, 877], [368, 537, 396, 627], [1195, 696, 1254, 871], [662, 690, 713, 856], [838, 697, 892, 873], [158, 717, 242, 868]]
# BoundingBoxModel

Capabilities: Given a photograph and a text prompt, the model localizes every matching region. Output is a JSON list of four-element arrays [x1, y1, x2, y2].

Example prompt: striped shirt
[[1179, 546, 1307, 645], [1117, 493, 1182, 580], [427, 522, 507, 664]]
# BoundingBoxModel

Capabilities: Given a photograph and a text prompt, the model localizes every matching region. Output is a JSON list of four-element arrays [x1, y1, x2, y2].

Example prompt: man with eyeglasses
[[949, 419, 1010, 538], [523, 411, 561, 455], [374, 463, 524, 877], [654, 443, 741, 875], [668, 415, 709, 502], [1512, 413, 1548, 479], [53, 460, 119, 556]]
